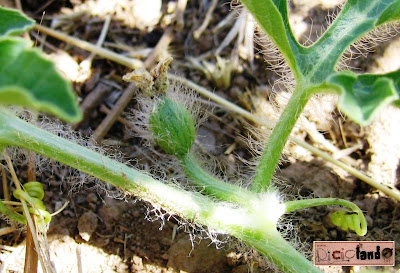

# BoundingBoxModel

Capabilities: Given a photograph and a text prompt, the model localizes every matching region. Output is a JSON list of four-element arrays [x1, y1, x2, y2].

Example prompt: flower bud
[[149, 97, 195, 156]]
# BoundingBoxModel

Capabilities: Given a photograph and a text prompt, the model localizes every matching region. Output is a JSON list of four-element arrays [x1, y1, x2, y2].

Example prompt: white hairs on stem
[[337, 22, 400, 71], [5, 110, 133, 200], [254, 29, 296, 92]]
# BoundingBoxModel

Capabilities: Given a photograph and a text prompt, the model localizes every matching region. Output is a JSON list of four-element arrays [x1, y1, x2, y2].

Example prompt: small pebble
[[86, 192, 98, 204], [78, 211, 98, 241]]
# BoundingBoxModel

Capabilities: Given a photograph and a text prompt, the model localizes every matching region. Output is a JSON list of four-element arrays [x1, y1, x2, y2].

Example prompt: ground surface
[[0, 0, 400, 272]]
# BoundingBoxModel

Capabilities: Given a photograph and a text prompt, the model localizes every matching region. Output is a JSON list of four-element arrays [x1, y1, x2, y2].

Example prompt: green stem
[[179, 152, 255, 206], [252, 85, 312, 192], [169, 74, 400, 201], [284, 198, 363, 214], [0, 111, 212, 221], [285, 198, 367, 236], [240, 229, 322, 273]]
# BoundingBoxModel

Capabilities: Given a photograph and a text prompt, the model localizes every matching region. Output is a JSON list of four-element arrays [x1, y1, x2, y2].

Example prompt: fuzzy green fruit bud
[[149, 97, 196, 156]]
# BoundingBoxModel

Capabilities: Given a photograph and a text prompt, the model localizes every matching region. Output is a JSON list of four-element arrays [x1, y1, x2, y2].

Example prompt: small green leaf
[[0, 6, 34, 36], [324, 70, 400, 126], [0, 37, 82, 122]]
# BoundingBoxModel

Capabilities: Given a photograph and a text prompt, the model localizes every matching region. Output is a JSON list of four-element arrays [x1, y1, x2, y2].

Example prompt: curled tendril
[[331, 210, 367, 236], [13, 181, 51, 225]]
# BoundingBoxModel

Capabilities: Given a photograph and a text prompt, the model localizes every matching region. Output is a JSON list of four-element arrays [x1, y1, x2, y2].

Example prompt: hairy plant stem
[[169, 74, 400, 201], [0, 110, 321, 273], [252, 84, 312, 192], [179, 152, 255, 206], [242, 229, 322, 273], [285, 198, 363, 213], [32, 25, 398, 200], [0, 111, 206, 220]]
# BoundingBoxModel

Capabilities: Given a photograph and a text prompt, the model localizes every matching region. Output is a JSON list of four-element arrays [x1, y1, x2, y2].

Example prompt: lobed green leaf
[[0, 5, 34, 36], [0, 37, 82, 122], [323, 70, 400, 126]]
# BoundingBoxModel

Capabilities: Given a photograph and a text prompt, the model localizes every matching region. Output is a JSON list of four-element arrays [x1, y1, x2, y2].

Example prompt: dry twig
[[173, 0, 188, 29], [25, 151, 38, 273], [72, 81, 112, 130], [193, 0, 218, 40], [91, 83, 137, 143], [34, 24, 143, 69], [144, 26, 174, 69]]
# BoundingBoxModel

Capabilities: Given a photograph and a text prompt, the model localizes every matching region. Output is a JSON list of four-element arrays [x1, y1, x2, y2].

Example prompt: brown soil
[[1, 1, 399, 273]]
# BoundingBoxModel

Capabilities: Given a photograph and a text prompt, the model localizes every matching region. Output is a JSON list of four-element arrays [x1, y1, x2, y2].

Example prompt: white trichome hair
[[337, 22, 400, 71]]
